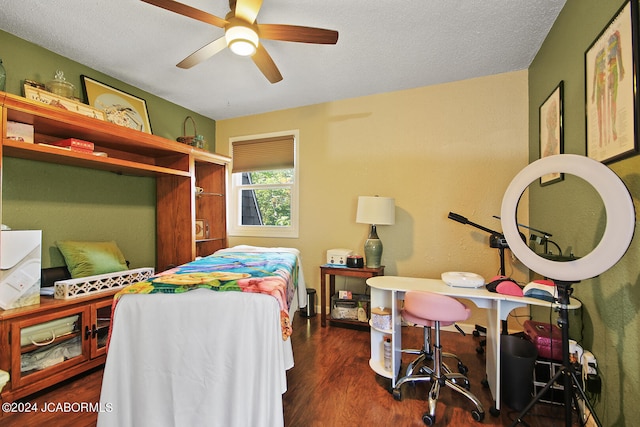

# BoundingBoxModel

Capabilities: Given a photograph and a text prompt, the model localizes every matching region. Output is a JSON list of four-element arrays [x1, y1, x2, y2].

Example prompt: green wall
[[2, 159, 157, 269], [1, 30, 217, 269], [529, 0, 640, 424]]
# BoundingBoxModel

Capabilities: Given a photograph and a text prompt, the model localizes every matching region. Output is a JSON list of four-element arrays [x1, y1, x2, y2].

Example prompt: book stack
[[49, 138, 94, 153]]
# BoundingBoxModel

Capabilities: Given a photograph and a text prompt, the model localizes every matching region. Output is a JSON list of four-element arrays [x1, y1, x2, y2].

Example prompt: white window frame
[[228, 130, 299, 238]]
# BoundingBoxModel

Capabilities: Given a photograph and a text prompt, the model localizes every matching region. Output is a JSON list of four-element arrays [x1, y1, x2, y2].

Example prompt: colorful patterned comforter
[[113, 251, 299, 340]]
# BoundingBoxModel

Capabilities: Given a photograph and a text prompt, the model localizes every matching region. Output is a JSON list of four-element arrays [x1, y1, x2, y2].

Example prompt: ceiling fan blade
[[177, 37, 228, 69], [258, 24, 338, 44], [141, 0, 228, 28], [234, 0, 263, 24], [252, 44, 283, 83]]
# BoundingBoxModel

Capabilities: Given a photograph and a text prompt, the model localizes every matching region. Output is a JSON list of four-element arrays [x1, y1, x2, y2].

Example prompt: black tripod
[[511, 280, 601, 427]]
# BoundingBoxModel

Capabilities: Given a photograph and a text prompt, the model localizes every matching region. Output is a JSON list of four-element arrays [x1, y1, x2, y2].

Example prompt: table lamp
[[356, 196, 395, 268]]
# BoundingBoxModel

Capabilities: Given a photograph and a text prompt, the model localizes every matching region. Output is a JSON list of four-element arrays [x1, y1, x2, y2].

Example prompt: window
[[229, 131, 299, 238]]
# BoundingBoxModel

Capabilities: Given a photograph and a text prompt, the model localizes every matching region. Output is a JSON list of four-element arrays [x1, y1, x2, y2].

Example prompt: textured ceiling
[[0, 0, 565, 120]]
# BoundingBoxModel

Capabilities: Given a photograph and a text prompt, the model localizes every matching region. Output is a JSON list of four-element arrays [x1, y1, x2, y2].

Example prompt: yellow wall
[[217, 70, 530, 329]]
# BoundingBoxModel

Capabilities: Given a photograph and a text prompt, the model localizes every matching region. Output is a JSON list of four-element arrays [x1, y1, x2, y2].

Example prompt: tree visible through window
[[241, 170, 293, 226]]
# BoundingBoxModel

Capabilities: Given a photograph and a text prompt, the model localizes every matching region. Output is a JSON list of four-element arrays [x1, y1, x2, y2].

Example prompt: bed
[[97, 246, 307, 427]]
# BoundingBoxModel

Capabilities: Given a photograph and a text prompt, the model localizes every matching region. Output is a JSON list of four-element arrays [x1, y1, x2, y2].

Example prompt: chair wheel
[[481, 378, 489, 388], [422, 413, 435, 425], [476, 345, 484, 354], [472, 410, 485, 422], [392, 388, 402, 401], [489, 405, 500, 417], [458, 362, 468, 375]]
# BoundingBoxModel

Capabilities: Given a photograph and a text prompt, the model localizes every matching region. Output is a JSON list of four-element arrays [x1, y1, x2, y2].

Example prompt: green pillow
[[56, 240, 128, 279]]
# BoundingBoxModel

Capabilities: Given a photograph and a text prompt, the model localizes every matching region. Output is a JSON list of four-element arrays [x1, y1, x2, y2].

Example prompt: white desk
[[366, 276, 581, 414]]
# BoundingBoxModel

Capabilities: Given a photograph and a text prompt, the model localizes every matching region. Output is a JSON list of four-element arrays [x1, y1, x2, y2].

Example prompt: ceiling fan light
[[229, 40, 256, 56], [226, 25, 259, 56]]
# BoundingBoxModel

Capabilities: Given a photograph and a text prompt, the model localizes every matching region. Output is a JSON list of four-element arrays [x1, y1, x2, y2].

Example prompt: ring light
[[500, 154, 635, 282]]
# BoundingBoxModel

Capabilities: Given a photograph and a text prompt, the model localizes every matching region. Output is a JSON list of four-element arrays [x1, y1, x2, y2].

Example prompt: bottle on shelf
[[384, 335, 392, 371]]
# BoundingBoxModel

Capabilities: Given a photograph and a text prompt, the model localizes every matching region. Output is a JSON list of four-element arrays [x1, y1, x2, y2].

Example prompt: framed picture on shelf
[[195, 219, 209, 239], [585, 0, 639, 163], [81, 75, 152, 134], [23, 84, 106, 121], [539, 81, 564, 185]]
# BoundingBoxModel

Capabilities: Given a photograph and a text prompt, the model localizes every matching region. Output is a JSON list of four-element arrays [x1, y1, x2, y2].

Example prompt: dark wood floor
[[1, 313, 578, 426]]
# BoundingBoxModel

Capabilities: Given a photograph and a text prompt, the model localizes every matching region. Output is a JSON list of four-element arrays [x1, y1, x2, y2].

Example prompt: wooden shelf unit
[[0, 91, 231, 405], [0, 91, 230, 271], [319, 265, 384, 329], [194, 156, 227, 257]]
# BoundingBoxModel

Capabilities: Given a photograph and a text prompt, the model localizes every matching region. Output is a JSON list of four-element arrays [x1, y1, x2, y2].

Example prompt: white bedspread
[[98, 290, 289, 427]]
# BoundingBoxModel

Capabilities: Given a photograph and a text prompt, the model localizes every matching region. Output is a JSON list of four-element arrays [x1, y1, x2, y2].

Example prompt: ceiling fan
[[141, 0, 339, 83]]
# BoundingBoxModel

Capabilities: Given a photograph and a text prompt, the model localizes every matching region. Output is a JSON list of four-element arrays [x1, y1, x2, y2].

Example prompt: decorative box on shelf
[[54, 267, 154, 299], [371, 306, 392, 330]]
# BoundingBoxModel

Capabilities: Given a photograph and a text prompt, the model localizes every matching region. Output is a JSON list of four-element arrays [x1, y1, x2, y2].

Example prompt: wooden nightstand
[[320, 264, 384, 328]]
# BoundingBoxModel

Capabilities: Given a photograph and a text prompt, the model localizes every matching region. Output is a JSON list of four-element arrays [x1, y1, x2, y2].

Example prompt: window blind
[[232, 135, 295, 173]]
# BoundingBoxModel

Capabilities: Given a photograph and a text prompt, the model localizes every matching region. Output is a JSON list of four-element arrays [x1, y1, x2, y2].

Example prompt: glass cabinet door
[[11, 306, 90, 388], [91, 299, 113, 358]]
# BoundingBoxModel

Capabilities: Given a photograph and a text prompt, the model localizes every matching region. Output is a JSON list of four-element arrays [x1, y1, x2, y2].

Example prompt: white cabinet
[[368, 287, 403, 385]]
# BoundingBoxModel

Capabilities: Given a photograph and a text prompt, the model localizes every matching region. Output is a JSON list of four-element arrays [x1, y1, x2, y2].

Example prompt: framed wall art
[[539, 81, 564, 185], [585, 0, 639, 163], [81, 75, 152, 134]]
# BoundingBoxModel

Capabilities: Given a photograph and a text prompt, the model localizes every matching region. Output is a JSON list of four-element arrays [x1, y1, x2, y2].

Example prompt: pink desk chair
[[393, 290, 485, 425]]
